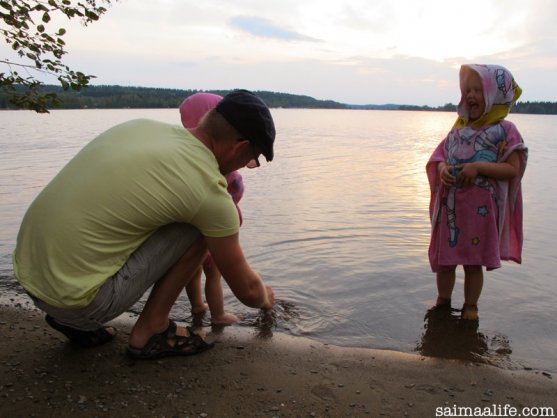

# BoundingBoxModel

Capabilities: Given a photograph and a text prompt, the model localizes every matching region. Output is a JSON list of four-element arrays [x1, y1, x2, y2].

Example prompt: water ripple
[[1, 110, 556, 372]]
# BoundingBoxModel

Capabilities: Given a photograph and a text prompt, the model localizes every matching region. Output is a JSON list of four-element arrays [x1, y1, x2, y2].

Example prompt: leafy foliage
[[1, 0, 112, 112]]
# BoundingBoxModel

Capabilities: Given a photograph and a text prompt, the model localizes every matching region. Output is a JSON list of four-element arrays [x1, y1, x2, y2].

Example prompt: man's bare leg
[[129, 237, 208, 348]]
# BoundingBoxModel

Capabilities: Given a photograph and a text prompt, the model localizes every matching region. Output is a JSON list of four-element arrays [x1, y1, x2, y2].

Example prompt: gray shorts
[[33, 223, 200, 331]]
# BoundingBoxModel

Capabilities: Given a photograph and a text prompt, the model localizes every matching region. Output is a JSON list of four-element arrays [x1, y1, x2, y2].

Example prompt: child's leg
[[204, 263, 240, 325], [462, 265, 483, 320], [435, 267, 456, 306], [463, 265, 483, 304], [185, 265, 208, 314]]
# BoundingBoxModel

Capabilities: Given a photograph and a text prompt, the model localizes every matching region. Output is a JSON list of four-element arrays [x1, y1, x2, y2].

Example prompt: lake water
[[1, 109, 556, 373]]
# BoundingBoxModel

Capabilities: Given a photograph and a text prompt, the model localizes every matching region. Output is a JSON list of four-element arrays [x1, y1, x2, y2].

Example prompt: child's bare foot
[[461, 304, 478, 320], [428, 296, 451, 312], [211, 312, 241, 325], [191, 303, 208, 314]]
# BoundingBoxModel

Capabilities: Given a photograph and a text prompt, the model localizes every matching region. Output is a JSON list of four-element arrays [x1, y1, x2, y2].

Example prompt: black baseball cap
[[215, 90, 275, 162]]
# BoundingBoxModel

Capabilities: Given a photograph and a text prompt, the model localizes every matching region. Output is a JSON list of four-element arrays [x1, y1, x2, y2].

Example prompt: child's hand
[[455, 163, 479, 187], [438, 162, 456, 186]]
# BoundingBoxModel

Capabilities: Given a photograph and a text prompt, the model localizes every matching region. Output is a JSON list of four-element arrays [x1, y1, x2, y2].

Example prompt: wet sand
[[1, 303, 555, 417]]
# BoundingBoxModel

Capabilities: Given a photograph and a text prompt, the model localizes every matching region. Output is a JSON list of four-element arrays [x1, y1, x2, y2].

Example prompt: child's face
[[462, 70, 486, 122]]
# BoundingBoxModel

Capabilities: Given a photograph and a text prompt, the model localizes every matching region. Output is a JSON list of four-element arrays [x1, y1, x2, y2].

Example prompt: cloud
[[230, 16, 318, 42], [3, 0, 556, 105]]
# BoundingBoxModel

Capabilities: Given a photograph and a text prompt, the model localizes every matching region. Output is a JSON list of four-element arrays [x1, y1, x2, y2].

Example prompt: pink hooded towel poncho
[[427, 64, 528, 272]]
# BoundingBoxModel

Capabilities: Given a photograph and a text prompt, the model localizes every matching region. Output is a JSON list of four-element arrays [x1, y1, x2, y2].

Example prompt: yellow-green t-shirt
[[13, 119, 239, 308]]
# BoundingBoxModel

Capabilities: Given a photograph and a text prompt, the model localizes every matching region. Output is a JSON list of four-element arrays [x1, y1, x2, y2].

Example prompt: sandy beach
[[0, 303, 555, 418]]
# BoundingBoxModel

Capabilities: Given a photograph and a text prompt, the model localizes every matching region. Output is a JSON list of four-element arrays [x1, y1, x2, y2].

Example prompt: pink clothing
[[225, 170, 244, 225], [427, 64, 528, 272], [179, 92, 246, 270], [456, 64, 521, 128], [179, 92, 223, 129], [178, 93, 245, 219]]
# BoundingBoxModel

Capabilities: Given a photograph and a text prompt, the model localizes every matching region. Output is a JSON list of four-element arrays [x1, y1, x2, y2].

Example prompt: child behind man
[[180, 92, 243, 325]]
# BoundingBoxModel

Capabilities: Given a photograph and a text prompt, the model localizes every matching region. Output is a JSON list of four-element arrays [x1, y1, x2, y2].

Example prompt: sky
[[3, 0, 557, 106]]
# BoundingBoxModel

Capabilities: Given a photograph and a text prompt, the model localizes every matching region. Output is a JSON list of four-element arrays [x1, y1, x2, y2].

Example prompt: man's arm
[[205, 233, 274, 309]]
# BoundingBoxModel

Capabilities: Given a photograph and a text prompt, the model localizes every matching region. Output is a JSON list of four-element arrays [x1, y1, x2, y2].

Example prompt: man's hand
[[261, 285, 275, 310]]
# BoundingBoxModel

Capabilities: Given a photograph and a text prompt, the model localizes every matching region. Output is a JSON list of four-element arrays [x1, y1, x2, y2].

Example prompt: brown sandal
[[126, 320, 214, 360], [45, 315, 115, 348]]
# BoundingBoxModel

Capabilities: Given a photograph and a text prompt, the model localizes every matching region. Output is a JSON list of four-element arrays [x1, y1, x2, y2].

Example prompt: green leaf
[[1, 0, 112, 112], [85, 11, 99, 21]]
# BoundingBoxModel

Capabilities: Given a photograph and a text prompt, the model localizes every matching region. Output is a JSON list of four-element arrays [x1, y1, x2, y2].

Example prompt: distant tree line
[[393, 102, 557, 115], [0, 84, 556, 114], [512, 101, 557, 115], [395, 104, 457, 112], [0, 85, 348, 110]]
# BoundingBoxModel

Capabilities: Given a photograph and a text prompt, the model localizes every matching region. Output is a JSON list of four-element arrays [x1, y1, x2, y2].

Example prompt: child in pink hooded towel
[[180, 92, 244, 325], [426, 64, 528, 321]]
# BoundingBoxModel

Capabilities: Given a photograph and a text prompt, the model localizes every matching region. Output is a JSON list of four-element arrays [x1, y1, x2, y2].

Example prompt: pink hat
[[179, 92, 223, 129]]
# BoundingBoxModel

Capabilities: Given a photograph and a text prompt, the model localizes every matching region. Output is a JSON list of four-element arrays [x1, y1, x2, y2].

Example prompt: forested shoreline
[[1, 84, 555, 114]]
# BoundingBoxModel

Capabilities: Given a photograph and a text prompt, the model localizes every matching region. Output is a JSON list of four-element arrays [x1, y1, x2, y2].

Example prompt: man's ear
[[233, 138, 250, 153]]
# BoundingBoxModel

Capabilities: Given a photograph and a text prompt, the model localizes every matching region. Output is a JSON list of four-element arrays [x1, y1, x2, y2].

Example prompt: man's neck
[[188, 127, 213, 152]]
